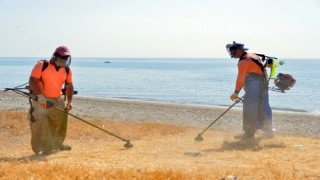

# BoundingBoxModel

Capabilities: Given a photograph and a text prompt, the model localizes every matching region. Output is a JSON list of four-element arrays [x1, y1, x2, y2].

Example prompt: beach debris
[[221, 175, 238, 180], [184, 151, 202, 157], [293, 144, 304, 148]]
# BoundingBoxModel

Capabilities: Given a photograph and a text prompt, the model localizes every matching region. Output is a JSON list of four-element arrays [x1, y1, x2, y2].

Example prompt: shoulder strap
[[38, 60, 48, 81], [239, 56, 265, 71], [41, 59, 69, 76], [65, 66, 70, 76], [41, 60, 49, 72], [240, 55, 269, 81]]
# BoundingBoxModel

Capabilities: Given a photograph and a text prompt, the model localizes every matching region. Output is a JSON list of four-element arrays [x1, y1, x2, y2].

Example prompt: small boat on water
[[104, 61, 111, 63]]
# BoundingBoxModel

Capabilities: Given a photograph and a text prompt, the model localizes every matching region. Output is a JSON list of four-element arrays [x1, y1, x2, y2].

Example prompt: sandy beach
[[1, 91, 320, 179]]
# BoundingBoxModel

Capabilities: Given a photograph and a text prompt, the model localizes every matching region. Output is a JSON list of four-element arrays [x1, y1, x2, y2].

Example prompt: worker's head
[[226, 41, 248, 58], [53, 46, 71, 67]]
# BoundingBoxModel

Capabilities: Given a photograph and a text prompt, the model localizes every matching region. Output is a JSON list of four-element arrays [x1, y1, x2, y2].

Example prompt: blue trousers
[[243, 73, 272, 134]]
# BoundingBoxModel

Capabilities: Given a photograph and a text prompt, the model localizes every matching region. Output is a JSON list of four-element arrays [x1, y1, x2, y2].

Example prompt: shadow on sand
[[202, 137, 286, 152], [0, 151, 58, 163]]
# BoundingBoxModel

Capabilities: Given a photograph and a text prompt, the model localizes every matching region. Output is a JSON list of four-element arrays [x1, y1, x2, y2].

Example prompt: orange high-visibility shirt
[[30, 61, 73, 98], [235, 53, 264, 93]]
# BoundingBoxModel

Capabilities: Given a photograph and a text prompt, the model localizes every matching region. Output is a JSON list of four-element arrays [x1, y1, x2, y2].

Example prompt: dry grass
[[0, 111, 319, 180]]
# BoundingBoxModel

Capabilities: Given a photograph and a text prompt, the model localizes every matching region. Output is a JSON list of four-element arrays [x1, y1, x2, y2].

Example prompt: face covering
[[55, 57, 68, 67]]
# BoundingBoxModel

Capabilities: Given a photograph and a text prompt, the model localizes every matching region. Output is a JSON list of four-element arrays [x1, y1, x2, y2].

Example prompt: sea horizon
[[1, 57, 319, 115]]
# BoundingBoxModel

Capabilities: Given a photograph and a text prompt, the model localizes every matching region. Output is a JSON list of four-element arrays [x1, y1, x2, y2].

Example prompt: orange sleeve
[[66, 68, 73, 83], [30, 61, 44, 94], [235, 58, 264, 93], [235, 60, 250, 93], [30, 61, 44, 78]]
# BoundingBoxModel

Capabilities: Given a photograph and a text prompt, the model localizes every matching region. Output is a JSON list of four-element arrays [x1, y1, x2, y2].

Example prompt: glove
[[230, 93, 239, 101], [37, 94, 47, 108], [65, 102, 72, 111]]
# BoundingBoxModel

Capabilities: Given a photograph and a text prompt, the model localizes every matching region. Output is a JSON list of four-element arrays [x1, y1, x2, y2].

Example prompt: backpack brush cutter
[[255, 54, 296, 93], [269, 73, 296, 93]]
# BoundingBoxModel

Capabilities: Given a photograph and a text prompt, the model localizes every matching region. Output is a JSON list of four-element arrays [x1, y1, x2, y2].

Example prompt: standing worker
[[29, 45, 74, 154], [226, 41, 273, 139]]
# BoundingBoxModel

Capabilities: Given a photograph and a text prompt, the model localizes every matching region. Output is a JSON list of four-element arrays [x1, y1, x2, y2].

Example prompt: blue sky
[[0, 0, 319, 58]]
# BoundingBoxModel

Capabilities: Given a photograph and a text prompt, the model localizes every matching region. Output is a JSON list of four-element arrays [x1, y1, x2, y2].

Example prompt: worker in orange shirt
[[29, 46, 74, 155], [226, 41, 273, 139]]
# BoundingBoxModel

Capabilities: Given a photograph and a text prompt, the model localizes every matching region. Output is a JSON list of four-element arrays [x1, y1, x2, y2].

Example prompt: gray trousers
[[29, 97, 68, 154], [243, 73, 272, 134]]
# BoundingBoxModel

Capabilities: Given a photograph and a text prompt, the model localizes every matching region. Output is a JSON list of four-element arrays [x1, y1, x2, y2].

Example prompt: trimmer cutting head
[[124, 141, 133, 148], [194, 134, 204, 141]]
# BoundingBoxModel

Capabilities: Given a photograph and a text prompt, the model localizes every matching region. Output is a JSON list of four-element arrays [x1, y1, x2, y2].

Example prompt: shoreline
[[1, 91, 319, 137], [72, 94, 315, 115]]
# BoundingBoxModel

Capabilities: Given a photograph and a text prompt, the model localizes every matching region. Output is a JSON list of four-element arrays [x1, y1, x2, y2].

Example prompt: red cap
[[54, 46, 71, 56]]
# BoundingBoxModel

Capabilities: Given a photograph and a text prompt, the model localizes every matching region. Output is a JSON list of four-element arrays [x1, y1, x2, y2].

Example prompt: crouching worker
[[28, 45, 74, 155], [226, 41, 273, 139]]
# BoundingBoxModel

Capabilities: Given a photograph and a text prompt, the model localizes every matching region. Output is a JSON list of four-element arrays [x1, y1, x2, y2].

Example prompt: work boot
[[234, 132, 255, 140], [59, 145, 72, 151]]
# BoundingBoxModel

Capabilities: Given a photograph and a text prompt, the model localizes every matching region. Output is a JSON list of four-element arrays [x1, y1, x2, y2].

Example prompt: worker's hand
[[65, 102, 72, 111], [230, 93, 239, 101], [37, 94, 47, 108]]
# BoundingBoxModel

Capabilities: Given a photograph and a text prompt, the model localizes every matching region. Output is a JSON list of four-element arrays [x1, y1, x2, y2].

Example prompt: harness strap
[[239, 53, 268, 81], [239, 53, 264, 72], [28, 98, 36, 122], [41, 60, 70, 76]]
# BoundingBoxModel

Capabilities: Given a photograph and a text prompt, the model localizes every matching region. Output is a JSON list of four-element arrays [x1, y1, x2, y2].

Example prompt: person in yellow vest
[[29, 46, 74, 154]]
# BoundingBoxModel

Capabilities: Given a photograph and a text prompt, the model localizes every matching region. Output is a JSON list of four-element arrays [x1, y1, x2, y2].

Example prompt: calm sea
[[1, 57, 319, 114]]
